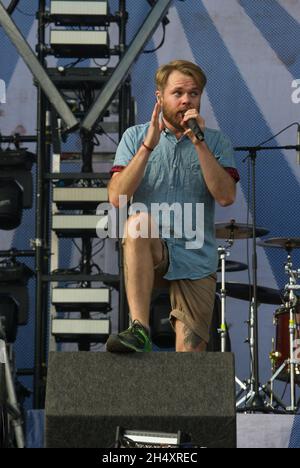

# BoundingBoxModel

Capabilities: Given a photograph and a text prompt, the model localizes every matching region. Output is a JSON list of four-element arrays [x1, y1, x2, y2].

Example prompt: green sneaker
[[106, 320, 152, 353]]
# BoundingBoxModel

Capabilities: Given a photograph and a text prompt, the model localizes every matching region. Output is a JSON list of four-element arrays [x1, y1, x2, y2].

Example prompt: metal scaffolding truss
[[0, 0, 172, 408]]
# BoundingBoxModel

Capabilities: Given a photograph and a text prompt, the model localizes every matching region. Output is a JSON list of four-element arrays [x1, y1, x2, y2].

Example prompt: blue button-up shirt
[[112, 123, 238, 281]]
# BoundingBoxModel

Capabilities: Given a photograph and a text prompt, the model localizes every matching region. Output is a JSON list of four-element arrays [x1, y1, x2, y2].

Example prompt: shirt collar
[[163, 126, 188, 143]]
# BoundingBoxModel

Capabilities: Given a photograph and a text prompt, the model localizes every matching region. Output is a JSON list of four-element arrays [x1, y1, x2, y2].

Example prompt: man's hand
[[144, 102, 165, 150], [181, 109, 206, 145]]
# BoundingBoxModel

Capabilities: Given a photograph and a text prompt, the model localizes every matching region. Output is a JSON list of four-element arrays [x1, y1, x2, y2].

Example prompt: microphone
[[187, 119, 205, 141], [297, 124, 300, 165]]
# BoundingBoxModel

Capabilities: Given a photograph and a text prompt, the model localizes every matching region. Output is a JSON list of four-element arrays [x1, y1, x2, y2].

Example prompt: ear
[[156, 92, 161, 103]]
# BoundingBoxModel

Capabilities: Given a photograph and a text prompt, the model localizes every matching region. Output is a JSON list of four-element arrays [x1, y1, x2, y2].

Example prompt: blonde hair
[[156, 60, 207, 93]]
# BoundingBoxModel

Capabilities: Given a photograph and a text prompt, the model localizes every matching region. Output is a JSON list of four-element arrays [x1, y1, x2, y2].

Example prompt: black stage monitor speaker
[[45, 352, 236, 448]]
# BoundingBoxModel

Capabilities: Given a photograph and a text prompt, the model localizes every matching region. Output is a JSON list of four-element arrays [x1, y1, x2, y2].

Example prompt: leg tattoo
[[183, 325, 203, 350]]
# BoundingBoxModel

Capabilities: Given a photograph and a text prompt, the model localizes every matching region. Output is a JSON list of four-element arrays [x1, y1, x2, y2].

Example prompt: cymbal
[[258, 238, 300, 251], [217, 260, 248, 273], [216, 221, 269, 240], [216, 282, 282, 305]]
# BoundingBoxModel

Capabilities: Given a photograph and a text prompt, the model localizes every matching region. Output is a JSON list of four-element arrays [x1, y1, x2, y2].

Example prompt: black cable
[[64, 58, 88, 70], [92, 242, 105, 258], [258, 122, 300, 147], [72, 239, 82, 256], [144, 23, 166, 54], [91, 263, 104, 275], [95, 127, 119, 147], [93, 58, 110, 68]]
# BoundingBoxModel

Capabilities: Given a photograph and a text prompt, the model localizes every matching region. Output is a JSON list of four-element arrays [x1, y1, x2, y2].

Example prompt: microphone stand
[[234, 143, 300, 412]]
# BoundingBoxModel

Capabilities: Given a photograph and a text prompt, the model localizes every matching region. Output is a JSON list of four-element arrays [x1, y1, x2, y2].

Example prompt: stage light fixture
[[0, 261, 33, 343], [50, 29, 110, 58], [50, 0, 110, 26], [0, 148, 35, 230], [115, 427, 192, 449]]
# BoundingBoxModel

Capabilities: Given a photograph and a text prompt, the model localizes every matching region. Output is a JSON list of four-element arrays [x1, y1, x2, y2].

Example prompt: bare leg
[[175, 319, 207, 352], [123, 213, 164, 329]]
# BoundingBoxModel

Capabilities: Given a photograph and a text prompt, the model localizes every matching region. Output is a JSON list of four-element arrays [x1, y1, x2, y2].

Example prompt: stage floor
[[237, 414, 300, 448], [26, 411, 300, 448]]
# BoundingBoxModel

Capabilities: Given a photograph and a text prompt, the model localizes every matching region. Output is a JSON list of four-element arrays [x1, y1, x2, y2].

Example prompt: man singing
[[106, 60, 240, 353]]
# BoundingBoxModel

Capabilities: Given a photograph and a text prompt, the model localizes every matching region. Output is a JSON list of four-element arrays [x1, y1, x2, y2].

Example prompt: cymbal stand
[[217, 233, 248, 398], [218, 236, 234, 352], [266, 254, 300, 413], [234, 144, 296, 412], [238, 148, 264, 409]]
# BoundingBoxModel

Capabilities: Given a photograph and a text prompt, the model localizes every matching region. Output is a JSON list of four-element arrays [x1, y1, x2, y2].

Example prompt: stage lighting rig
[[0, 260, 34, 344], [49, 0, 111, 59], [0, 1, 78, 132], [49, 0, 110, 26], [0, 147, 36, 230], [50, 30, 110, 59]]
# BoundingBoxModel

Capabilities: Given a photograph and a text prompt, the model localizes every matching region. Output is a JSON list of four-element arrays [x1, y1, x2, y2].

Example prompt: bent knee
[[124, 212, 159, 241]]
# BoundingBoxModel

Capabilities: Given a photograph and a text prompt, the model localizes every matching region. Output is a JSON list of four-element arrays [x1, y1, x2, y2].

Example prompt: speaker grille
[[45, 352, 236, 448]]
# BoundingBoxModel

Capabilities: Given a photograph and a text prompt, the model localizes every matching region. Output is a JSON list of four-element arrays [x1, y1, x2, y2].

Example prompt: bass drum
[[274, 300, 300, 384]]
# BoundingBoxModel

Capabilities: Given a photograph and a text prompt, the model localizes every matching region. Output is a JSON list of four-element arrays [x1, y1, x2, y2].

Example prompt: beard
[[162, 102, 200, 132], [162, 105, 186, 131]]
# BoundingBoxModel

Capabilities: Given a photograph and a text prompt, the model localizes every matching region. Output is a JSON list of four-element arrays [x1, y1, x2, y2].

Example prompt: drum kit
[[215, 219, 300, 413]]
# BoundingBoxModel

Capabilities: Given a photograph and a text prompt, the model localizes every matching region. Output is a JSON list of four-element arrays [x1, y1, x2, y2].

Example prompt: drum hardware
[[234, 141, 300, 411], [269, 339, 283, 409], [235, 300, 287, 412], [216, 221, 240, 353], [215, 220, 269, 240], [217, 238, 233, 353], [258, 238, 300, 251], [217, 281, 282, 403], [217, 260, 248, 273], [265, 252, 300, 413], [269, 348, 282, 363], [216, 218, 274, 409], [216, 220, 269, 355], [218, 282, 282, 306]]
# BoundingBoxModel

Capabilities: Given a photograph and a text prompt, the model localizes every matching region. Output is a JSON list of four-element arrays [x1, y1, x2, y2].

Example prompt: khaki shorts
[[153, 240, 217, 344]]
